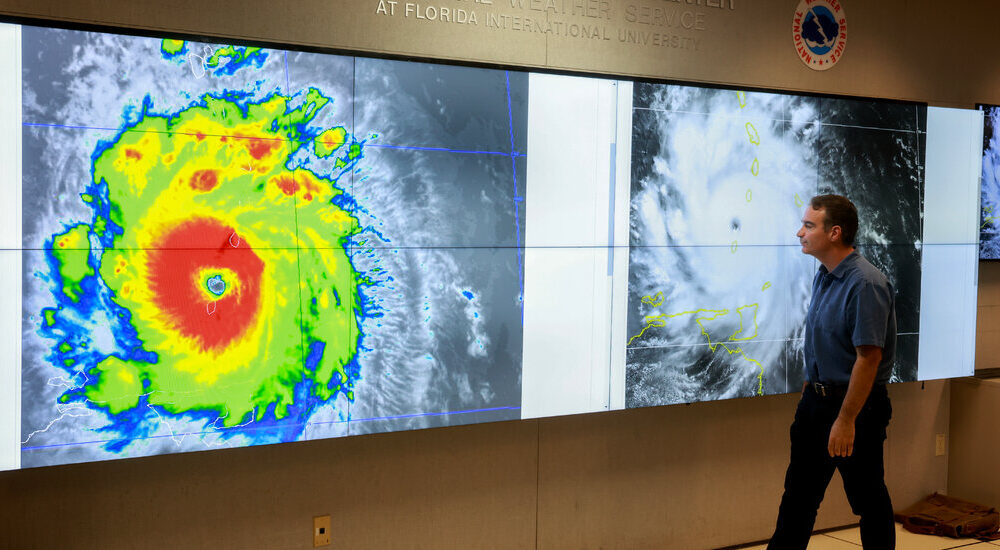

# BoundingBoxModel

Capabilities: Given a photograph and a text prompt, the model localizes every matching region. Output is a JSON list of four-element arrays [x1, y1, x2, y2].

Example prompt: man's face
[[796, 206, 834, 257]]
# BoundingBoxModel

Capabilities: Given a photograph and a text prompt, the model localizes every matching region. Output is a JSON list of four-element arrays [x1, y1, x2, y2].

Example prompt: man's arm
[[827, 345, 881, 457]]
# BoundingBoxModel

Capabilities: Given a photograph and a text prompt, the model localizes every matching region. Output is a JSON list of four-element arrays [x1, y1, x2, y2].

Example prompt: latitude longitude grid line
[[505, 71, 525, 307], [625, 332, 920, 351], [19, 406, 522, 452], [631, 108, 927, 135], [345, 54, 357, 436], [21, 121, 527, 158], [19, 243, 974, 253]]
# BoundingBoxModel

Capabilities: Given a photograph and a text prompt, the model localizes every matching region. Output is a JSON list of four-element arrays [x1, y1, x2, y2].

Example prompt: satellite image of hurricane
[[20, 26, 525, 467], [980, 105, 1000, 260], [625, 83, 924, 408]]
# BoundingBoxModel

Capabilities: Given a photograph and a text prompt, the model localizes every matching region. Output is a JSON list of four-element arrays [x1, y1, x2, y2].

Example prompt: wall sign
[[793, 0, 846, 71], [373, 0, 739, 54]]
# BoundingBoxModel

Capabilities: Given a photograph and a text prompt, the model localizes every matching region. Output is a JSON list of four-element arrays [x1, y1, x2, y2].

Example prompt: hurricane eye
[[206, 274, 227, 296]]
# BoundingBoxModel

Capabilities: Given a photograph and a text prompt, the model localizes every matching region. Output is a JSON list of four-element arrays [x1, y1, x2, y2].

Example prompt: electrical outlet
[[313, 515, 331, 548], [935, 433, 946, 457]]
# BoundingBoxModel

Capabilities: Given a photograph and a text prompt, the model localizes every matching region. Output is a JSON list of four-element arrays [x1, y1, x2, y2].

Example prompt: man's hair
[[809, 194, 859, 247]]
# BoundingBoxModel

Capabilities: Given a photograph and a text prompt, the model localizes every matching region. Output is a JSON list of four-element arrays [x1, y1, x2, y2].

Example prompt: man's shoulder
[[848, 253, 891, 289]]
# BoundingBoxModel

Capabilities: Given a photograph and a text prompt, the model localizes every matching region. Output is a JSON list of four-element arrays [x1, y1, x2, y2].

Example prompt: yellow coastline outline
[[629, 295, 767, 396], [983, 205, 998, 229]]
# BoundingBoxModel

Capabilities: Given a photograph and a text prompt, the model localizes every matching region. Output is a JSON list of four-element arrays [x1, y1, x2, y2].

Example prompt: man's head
[[797, 194, 858, 258]]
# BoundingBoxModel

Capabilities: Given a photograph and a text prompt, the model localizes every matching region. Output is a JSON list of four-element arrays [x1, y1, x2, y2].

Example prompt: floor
[[741, 523, 1000, 549]]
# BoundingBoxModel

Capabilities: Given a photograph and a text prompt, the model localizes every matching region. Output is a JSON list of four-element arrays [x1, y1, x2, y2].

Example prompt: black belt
[[810, 382, 887, 398], [810, 382, 848, 398]]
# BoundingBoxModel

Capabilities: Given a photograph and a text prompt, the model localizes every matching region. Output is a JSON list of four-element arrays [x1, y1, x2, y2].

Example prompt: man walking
[[768, 194, 897, 549]]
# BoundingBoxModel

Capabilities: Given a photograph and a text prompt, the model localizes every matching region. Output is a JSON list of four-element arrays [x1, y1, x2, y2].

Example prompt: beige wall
[[950, 378, 1000, 512], [951, 264, 1000, 511], [0, 0, 982, 548], [0, 0, 992, 107], [977, 263, 1000, 370]]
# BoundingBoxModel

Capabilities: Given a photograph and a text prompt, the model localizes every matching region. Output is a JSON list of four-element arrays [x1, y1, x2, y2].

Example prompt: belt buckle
[[814, 383, 828, 397]]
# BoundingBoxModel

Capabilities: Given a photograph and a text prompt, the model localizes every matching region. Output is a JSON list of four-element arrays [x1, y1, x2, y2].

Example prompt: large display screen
[[627, 86, 922, 405], [0, 22, 981, 470]]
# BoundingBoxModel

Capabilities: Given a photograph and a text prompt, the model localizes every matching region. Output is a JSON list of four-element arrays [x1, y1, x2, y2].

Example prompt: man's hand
[[828, 345, 881, 458], [828, 416, 855, 457]]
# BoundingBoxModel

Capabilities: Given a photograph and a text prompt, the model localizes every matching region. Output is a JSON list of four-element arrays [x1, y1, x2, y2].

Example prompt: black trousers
[[768, 384, 894, 550]]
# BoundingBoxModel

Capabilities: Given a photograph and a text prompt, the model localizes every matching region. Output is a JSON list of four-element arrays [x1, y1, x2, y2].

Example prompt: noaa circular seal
[[793, 0, 847, 71]]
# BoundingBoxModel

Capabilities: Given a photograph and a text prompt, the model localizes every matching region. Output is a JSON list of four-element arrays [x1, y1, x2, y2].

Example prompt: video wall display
[[0, 21, 981, 470]]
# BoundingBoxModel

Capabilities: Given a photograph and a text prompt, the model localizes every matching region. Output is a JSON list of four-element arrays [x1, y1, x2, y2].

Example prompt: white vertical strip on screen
[[918, 107, 982, 380], [0, 22, 21, 471], [588, 80, 617, 413], [608, 80, 632, 411], [521, 73, 619, 419]]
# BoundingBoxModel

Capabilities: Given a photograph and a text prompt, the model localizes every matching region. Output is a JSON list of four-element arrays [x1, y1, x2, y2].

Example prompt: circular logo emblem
[[793, 0, 847, 71]]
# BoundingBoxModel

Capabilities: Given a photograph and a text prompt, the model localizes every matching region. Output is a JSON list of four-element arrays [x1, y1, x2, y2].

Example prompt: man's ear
[[828, 224, 842, 243]]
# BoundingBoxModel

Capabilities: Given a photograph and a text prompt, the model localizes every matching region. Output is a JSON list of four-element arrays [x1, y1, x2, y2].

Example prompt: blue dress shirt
[[803, 250, 897, 385]]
